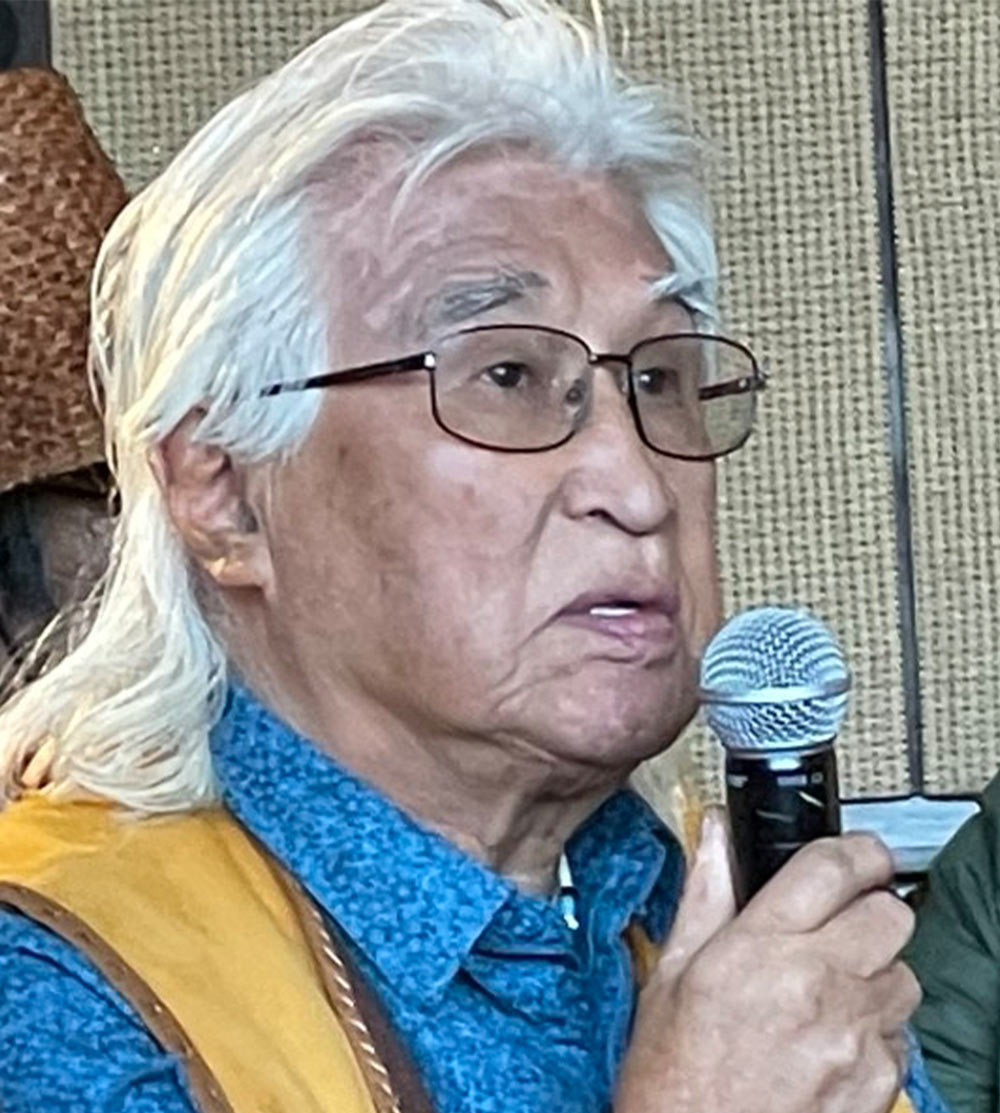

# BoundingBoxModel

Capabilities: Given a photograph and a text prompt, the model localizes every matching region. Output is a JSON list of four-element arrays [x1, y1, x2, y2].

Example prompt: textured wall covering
[[886, 1, 1000, 794], [53, 1, 371, 190], [604, 1, 908, 800], [50, 0, 914, 800]]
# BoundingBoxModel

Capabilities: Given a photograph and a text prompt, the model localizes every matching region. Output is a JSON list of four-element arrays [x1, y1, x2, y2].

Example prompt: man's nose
[[558, 369, 679, 536]]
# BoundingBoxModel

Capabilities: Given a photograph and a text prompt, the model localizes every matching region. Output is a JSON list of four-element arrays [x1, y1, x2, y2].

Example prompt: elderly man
[[0, 2, 946, 1111]]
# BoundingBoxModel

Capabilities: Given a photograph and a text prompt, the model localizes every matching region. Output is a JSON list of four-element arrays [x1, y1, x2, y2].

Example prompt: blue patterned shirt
[[0, 688, 949, 1112]]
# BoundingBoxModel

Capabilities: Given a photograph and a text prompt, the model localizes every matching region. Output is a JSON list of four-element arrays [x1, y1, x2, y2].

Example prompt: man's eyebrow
[[422, 269, 549, 327]]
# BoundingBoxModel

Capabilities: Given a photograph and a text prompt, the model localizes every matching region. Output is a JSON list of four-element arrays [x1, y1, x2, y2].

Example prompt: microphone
[[699, 607, 851, 905]]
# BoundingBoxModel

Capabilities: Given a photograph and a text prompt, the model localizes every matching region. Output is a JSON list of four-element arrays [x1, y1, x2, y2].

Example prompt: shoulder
[[909, 773, 1000, 971], [0, 905, 194, 1113], [0, 901, 128, 1007], [906, 775, 1000, 1112], [920, 771, 1000, 930]]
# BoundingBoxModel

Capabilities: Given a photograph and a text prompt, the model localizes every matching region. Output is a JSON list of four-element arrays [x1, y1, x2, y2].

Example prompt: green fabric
[[908, 774, 1000, 1113]]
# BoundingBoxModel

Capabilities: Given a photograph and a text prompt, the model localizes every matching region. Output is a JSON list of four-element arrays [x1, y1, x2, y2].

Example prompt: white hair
[[0, 0, 718, 812]]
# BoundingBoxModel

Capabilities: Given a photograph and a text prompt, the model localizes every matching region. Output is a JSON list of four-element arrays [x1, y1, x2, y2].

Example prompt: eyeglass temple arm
[[260, 354, 432, 397], [698, 372, 768, 402]]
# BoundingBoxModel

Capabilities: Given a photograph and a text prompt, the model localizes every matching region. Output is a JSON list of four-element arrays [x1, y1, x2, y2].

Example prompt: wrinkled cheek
[[681, 515, 723, 655], [700, 560, 725, 639]]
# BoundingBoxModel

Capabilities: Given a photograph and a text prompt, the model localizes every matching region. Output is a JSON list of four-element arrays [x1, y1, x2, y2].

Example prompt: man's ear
[[150, 412, 274, 592]]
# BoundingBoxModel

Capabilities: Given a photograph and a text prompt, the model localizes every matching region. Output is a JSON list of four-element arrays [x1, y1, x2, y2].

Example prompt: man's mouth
[[555, 589, 681, 654], [560, 588, 681, 619]]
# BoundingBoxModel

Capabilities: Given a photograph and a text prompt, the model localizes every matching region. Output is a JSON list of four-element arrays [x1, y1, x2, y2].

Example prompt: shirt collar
[[568, 788, 683, 944], [210, 686, 683, 1003]]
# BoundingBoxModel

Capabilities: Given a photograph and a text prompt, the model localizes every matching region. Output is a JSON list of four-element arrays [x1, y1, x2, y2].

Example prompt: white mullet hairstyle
[[0, 0, 718, 813]]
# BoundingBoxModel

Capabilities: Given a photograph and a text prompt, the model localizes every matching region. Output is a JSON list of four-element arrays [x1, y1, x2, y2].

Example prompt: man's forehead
[[325, 153, 691, 341]]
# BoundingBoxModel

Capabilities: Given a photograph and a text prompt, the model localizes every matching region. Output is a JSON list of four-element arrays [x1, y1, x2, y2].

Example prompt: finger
[[657, 807, 737, 979], [740, 833, 894, 935], [864, 961, 923, 1034], [814, 889, 915, 976]]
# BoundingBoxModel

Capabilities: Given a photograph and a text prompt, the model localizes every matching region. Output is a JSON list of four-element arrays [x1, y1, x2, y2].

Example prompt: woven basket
[[0, 68, 127, 495]]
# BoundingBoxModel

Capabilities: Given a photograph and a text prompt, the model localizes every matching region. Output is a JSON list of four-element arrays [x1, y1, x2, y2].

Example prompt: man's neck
[[241, 666, 623, 897]]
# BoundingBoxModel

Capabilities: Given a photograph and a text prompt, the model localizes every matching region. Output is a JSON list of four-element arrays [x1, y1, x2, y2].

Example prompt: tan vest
[[0, 794, 422, 1113], [0, 793, 915, 1113]]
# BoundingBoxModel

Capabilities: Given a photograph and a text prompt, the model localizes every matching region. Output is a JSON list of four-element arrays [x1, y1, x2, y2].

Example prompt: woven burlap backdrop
[[51, 0, 920, 804], [886, 0, 1000, 795]]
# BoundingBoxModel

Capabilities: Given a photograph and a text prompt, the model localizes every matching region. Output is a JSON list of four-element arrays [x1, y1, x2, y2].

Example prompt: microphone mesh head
[[699, 607, 850, 752]]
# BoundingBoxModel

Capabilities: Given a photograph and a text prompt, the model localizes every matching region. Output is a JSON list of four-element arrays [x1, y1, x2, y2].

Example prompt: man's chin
[[535, 700, 697, 771]]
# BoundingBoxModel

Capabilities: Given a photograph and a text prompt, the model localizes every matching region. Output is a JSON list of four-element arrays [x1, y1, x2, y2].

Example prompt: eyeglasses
[[261, 324, 767, 460]]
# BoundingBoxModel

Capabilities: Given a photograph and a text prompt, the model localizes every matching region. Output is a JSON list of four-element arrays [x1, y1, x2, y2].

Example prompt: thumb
[[657, 806, 737, 980]]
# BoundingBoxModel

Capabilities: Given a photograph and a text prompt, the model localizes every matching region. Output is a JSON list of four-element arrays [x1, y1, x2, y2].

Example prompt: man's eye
[[563, 378, 587, 408], [637, 366, 680, 396], [482, 361, 530, 389]]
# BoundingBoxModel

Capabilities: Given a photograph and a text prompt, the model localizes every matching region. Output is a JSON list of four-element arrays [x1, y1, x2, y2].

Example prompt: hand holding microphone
[[615, 608, 921, 1113]]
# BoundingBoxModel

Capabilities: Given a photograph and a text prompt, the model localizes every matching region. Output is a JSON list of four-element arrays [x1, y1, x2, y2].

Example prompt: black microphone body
[[700, 606, 852, 908], [725, 741, 841, 905]]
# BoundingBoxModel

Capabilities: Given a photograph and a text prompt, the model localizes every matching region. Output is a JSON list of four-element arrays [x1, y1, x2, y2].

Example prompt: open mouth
[[555, 590, 681, 654], [560, 589, 680, 620]]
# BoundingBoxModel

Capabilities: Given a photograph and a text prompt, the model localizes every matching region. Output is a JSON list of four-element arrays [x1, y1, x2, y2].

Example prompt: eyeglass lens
[[430, 327, 758, 458]]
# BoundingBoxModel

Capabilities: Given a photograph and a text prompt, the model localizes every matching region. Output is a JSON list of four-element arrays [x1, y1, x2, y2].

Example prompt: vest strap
[[0, 880, 233, 1113], [281, 874, 437, 1113], [0, 857, 437, 1113]]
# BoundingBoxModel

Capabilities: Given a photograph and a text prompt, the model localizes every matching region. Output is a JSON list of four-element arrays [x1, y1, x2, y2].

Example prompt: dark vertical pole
[[867, 0, 924, 793], [0, 0, 51, 69]]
